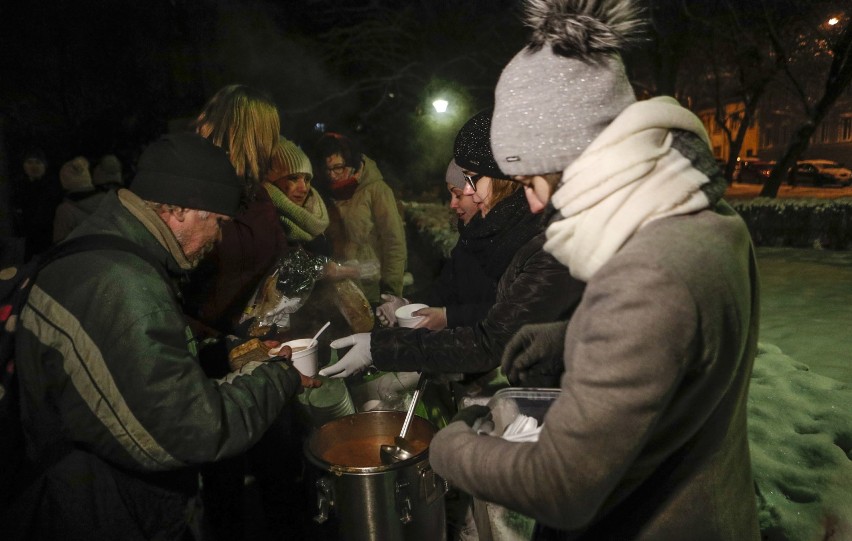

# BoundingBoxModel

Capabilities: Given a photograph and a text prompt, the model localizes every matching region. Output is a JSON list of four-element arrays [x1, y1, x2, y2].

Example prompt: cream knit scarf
[[544, 97, 713, 281], [264, 184, 330, 243]]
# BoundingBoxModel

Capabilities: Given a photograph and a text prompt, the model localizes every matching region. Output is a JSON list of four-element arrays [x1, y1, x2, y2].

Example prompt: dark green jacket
[[13, 190, 300, 538]]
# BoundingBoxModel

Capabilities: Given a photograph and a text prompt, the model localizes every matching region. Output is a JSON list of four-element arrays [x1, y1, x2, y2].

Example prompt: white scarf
[[545, 97, 713, 281]]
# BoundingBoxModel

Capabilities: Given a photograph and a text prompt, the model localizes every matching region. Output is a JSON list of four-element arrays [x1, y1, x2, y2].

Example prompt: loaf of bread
[[228, 338, 271, 371]]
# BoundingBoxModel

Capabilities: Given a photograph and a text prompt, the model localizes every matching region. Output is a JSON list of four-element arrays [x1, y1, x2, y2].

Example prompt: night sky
[[0, 0, 525, 186]]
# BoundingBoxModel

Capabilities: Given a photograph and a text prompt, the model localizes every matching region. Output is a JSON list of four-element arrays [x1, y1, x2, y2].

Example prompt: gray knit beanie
[[59, 156, 94, 193], [491, 0, 644, 176], [445, 159, 466, 190], [93, 154, 123, 186], [270, 136, 313, 182]]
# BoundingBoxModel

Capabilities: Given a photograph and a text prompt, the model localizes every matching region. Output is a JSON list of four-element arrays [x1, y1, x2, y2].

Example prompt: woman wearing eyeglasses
[[376, 112, 545, 332], [312, 132, 407, 305], [321, 109, 585, 386]]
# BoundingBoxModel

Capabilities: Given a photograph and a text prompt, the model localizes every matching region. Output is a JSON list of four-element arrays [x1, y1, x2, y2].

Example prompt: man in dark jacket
[[9, 133, 306, 541]]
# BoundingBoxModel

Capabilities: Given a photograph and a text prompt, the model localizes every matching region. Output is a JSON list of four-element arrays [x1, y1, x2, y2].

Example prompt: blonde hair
[[193, 84, 280, 183], [487, 177, 521, 207]]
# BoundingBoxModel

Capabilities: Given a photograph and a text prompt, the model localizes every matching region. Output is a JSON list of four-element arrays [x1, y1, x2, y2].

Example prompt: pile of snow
[[749, 343, 852, 541]]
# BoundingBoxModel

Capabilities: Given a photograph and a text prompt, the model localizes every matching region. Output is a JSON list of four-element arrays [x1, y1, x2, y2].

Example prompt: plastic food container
[[395, 303, 429, 328], [485, 387, 561, 435]]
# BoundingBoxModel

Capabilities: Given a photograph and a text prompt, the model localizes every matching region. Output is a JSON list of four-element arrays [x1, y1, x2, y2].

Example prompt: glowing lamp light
[[432, 99, 449, 113]]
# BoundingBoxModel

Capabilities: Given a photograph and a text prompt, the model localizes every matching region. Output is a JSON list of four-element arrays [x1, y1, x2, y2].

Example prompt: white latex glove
[[375, 294, 409, 327], [319, 333, 373, 378]]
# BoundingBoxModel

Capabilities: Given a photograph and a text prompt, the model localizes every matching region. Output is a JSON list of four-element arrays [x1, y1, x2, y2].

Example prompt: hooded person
[[11, 148, 62, 260], [428, 1, 761, 540], [53, 156, 106, 242], [264, 136, 331, 256], [92, 154, 124, 191]]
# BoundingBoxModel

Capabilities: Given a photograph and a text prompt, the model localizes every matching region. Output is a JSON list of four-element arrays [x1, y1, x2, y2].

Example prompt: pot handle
[[420, 466, 449, 506], [313, 476, 334, 524]]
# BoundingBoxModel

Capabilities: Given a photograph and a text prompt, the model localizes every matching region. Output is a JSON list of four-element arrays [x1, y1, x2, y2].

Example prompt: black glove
[[501, 320, 568, 387], [450, 405, 491, 428]]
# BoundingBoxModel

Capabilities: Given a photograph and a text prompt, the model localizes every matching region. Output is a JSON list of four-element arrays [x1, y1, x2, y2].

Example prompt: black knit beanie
[[132, 133, 242, 217], [453, 108, 510, 180]]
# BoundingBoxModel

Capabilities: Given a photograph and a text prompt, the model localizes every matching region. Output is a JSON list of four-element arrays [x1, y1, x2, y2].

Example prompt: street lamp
[[432, 99, 449, 113]]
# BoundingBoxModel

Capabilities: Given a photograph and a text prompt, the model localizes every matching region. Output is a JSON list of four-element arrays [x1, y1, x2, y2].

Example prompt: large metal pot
[[305, 410, 448, 541]]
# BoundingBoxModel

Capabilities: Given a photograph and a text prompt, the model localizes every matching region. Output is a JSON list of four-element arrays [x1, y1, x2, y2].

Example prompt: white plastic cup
[[270, 338, 319, 376], [395, 303, 429, 328]]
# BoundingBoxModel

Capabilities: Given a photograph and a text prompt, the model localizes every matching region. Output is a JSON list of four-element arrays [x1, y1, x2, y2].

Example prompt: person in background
[[319, 109, 584, 384], [7, 133, 307, 541], [92, 154, 124, 192], [312, 131, 407, 304], [53, 156, 105, 242], [10, 148, 61, 260], [429, 1, 761, 539]]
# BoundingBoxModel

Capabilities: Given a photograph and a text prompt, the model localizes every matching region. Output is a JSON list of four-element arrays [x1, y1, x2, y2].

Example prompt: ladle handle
[[399, 373, 428, 439]]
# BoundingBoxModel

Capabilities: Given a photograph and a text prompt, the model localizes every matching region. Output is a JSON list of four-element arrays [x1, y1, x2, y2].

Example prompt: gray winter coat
[[430, 203, 761, 540]]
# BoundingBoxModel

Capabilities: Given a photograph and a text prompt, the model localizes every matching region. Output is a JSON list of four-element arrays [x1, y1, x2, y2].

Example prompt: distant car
[[736, 160, 775, 184], [797, 160, 852, 186], [791, 162, 835, 186]]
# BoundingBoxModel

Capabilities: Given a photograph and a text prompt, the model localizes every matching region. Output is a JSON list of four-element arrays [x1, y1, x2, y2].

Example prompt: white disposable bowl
[[395, 303, 429, 328], [270, 338, 318, 376]]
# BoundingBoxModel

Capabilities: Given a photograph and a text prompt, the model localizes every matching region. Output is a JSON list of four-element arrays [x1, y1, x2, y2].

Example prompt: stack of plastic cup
[[302, 376, 355, 428]]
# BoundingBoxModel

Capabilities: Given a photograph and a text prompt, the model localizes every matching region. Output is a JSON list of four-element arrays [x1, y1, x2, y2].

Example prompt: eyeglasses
[[463, 173, 483, 192], [326, 164, 348, 176]]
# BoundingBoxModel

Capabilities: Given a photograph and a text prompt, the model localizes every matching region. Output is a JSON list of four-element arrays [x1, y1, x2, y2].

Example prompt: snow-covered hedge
[[730, 198, 852, 250], [404, 198, 852, 252], [401, 201, 459, 258]]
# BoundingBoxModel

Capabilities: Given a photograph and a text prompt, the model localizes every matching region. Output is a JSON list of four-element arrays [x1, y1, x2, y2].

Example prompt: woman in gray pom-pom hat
[[429, 0, 762, 540]]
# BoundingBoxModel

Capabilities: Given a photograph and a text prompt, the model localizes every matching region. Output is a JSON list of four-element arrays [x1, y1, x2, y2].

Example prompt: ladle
[[380, 372, 428, 464]]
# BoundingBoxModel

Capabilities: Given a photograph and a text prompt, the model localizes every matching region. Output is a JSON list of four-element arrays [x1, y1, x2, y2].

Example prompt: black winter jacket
[[370, 232, 585, 373]]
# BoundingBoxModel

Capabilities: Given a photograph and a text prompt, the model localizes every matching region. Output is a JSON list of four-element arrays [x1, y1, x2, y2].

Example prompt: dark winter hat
[[132, 133, 242, 217], [490, 0, 644, 176], [453, 109, 510, 180], [445, 159, 466, 190], [93, 154, 123, 186], [23, 148, 47, 164]]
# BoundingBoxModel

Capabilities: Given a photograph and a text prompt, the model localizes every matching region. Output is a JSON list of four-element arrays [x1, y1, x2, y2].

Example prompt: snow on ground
[[749, 344, 852, 541]]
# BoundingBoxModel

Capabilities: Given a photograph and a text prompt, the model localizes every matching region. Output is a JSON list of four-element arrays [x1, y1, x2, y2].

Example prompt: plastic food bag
[[333, 279, 375, 333], [242, 247, 328, 337]]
